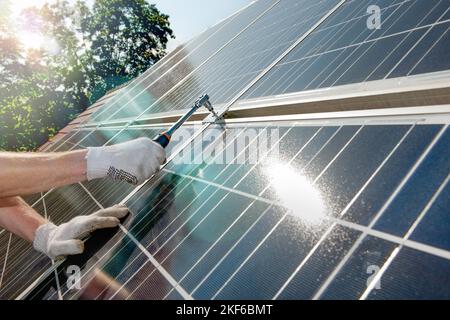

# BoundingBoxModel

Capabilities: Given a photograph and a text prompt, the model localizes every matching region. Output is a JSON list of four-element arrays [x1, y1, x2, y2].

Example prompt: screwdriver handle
[[153, 132, 171, 148], [152, 94, 213, 149]]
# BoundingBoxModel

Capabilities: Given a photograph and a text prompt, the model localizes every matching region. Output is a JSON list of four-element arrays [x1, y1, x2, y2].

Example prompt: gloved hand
[[33, 205, 129, 260], [86, 137, 166, 185]]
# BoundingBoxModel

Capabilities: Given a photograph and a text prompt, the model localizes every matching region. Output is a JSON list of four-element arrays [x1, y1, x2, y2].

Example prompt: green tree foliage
[[86, 0, 173, 101], [0, 0, 173, 151]]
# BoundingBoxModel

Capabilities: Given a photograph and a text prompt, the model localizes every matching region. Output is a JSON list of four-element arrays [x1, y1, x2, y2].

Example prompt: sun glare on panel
[[267, 163, 327, 226]]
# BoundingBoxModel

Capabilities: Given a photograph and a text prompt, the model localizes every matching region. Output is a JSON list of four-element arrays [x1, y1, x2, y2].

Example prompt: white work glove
[[33, 205, 129, 260], [86, 137, 166, 185]]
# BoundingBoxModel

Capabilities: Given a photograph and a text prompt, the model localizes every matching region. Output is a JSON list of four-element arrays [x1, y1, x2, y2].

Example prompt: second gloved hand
[[86, 137, 166, 185], [33, 205, 129, 260]]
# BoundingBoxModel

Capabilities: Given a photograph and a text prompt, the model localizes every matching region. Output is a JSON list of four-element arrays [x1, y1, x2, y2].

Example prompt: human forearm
[[0, 197, 46, 242], [0, 150, 87, 198]]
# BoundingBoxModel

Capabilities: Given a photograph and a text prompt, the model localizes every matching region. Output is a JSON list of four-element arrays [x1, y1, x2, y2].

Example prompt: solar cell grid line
[[240, 0, 397, 97], [327, 217, 450, 260], [0, 187, 99, 295], [165, 127, 324, 297], [212, 125, 436, 300], [74, 0, 349, 211], [384, 6, 450, 78], [312, 124, 449, 300], [0, 186, 96, 298], [209, 125, 363, 299], [0, 198, 46, 282], [0, 238, 39, 289], [78, 126, 198, 209], [74, 184, 193, 300], [259, 126, 374, 298], [14, 258, 64, 300], [407, 24, 450, 75], [409, 180, 450, 252], [40, 196, 63, 300], [30, 222, 144, 300], [163, 0, 342, 112], [53, 127, 241, 299], [87, 0, 265, 124], [63, 0, 279, 151], [0, 240, 51, 298], [361, 173, 450, 300], [116, 226, 192, 300], [38, 185, 96, 225], [364, 0, 447, 81], [76, 123, 330, 300], [184, 124, 414, 298], [43, 131, 78, 152], [162, 204, 274, 300], [86, 0, 281, 126], [53, 0, 342, 156], [240, 0, 450, 99], [276, 123, 417, 299], [307, 125, 448, 299], [169, 127, 326, 298], [104, 126, 280, 299], [48, 183, 192, 300], [301, 4, 416, 90], [328, 2, 450, 88], [315, 5, 450, 87], [15, 119, 448, 298], [81, 129, 251, 299], [116, 125, 346, 299], [241, 0, 373, 97], [1, 241, 48, 293], [0, 233, 12, 289], [282, 0, 409, 92], [102, 0, 343, 124], [307, 2, 428, 88]]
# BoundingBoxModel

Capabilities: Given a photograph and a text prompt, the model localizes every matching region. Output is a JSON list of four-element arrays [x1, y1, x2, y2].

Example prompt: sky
[[150, 0, 255, 51], [9, 0, 255, 51]]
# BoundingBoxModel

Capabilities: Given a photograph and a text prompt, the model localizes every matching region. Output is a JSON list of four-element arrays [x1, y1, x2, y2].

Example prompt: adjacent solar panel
[[87, 0, 282, 124], [242, 0, 450, 99], [1, 0, 449, 300], [87, 0, 343, 123]]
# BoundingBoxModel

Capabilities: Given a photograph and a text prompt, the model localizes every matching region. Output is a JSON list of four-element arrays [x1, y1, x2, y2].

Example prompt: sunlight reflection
[[17, 31, 45, 50], [267, 163, 327, 226]]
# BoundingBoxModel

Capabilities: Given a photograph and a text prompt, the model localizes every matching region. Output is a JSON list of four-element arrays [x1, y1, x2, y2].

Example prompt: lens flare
[[17, 30, 45, 50]]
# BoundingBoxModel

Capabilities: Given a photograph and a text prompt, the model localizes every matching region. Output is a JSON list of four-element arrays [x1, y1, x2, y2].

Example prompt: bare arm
[[0, 197, 45, 242], [0, 150, 88, 198]]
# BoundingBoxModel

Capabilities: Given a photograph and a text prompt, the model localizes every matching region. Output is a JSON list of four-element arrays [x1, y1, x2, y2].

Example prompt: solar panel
[[2, 0, 449, 301], [87, 0, 282, 124], [90, 0, 342, 124], [18, 118, 450, 300], [241, 0, 450, 99]]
